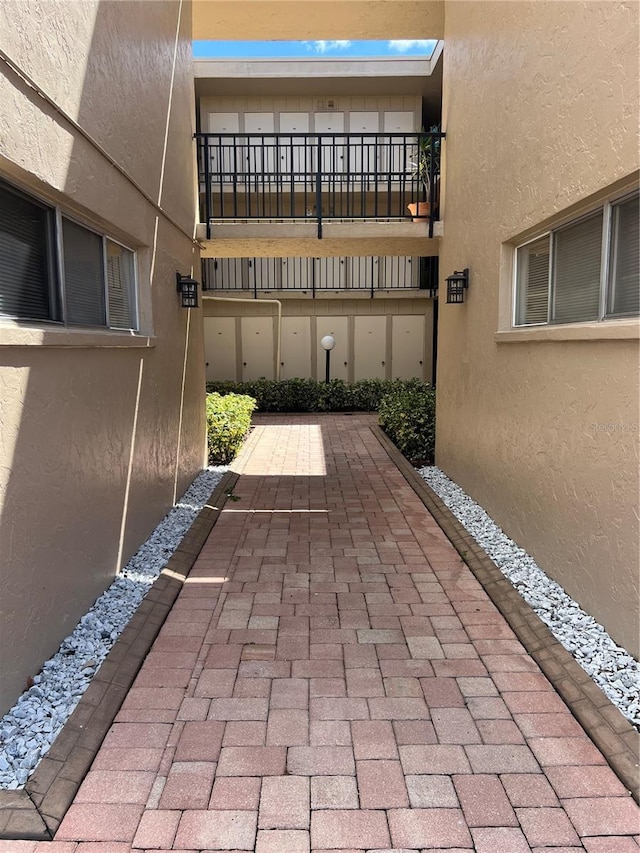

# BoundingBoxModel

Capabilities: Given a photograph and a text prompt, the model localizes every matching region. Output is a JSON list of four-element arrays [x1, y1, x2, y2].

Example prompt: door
[[245, 112, 276, 180], [381, 256, 416, 290], [349, 111, 380, 182], [354, 316, 386, 379], [207, 113, 239, 182], [316, 316, 348, 381], [348, 256, 379, 292], [204, 317, 237, 381], [383, 110, 415, 178], [317, 257, 347, 291], [280, 257, 312, 292], [241, 316, 274, 380], [314, 112, 345, 177], [281, 317, 311, 379], [392, 315, 425, 379], [279, 112, 311, 182]]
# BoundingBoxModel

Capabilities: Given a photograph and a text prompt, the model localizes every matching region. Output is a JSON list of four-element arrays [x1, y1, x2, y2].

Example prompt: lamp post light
[[320, 334, 336, 383]]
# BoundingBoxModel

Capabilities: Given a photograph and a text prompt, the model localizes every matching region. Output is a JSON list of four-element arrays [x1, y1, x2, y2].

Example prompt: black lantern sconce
[[176, 273, 199, 308], [445, 268, 469, 304]]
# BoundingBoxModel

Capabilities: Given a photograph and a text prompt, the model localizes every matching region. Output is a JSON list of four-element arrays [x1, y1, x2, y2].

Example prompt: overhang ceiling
[[192, 0, 445, 41]]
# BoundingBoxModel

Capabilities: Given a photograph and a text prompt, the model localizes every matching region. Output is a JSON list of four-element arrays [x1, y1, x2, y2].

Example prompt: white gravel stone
[[0, 466, 226, 790], [419, 465, 640, 731]]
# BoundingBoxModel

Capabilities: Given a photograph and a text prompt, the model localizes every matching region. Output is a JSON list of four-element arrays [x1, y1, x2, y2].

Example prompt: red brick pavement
[[4, 415, 638, 852]]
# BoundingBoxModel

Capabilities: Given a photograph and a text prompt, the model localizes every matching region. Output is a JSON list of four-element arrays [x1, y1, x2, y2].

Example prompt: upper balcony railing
[[195, 131, 444, 239]]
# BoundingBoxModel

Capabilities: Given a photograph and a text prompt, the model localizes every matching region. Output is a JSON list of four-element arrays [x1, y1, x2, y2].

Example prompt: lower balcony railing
[[202, 256, 438, 298], [195, 131, 444, 238]]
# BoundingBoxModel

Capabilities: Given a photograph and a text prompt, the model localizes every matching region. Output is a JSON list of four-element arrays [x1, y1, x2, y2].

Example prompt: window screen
[[106, 240, 136, 329], [0, 183, 56, 321], [62, 218, 106, 326], [608, 195, 639, 317], [551, 213, 603, 324]]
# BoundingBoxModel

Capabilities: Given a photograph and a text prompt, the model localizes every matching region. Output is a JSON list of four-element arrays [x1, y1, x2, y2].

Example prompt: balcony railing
[[202, 256, 438, 298], [195, 131, 444, 239]]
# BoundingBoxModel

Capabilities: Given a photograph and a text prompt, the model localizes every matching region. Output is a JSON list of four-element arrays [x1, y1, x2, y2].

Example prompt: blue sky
[[193, 40, 437, 59]]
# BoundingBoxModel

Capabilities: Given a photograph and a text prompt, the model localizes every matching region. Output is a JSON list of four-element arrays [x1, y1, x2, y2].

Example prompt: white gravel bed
[[419, 466, 640, 731], [0, 467, 227, 790]]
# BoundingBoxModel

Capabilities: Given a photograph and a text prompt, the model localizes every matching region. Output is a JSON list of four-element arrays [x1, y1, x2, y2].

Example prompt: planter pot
[[407, 201, 431, 222]]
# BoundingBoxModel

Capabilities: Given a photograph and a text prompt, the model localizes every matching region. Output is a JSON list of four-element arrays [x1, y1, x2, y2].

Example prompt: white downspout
[[202, 295, 282, 381]]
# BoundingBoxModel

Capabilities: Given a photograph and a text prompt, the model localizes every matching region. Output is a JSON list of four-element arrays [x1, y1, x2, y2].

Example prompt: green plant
[[378, 380, 436, 465], [205, 378, 422, 413], [206, 392, 256, 464], [411, 125, 441, 201]]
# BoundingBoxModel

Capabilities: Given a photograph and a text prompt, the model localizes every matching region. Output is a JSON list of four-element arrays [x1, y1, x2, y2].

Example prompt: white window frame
[[0, 178, 139, 332], [512, 188, 639, 328]]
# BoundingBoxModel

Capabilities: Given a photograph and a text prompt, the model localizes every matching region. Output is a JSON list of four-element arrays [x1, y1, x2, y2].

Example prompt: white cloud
[[304, 40, 352, 54], [387, 39, 434, 53]]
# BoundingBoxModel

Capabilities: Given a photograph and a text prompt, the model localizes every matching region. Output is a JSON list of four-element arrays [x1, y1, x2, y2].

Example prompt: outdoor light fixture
[[445, 268, 469, 304], [176, 273, 199, 308], [320, 334, 336, 383]]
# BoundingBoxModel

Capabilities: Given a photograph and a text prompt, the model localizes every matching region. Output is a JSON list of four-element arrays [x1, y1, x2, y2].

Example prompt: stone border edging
[[372, 426, 639, 803], [0, 470, 239, 841]]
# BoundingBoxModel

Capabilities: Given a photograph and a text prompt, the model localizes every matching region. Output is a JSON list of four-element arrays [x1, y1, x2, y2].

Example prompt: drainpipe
[[202, 295, 282, 381]]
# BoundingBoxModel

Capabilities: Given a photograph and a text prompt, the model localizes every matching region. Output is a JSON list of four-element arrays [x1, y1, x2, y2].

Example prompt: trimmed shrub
[[378, 380, 436, 465], [206, 392, 256, 464], [205, 378, 414, 413]]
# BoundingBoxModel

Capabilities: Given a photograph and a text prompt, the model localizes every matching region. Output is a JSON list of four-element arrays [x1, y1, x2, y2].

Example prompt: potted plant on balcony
[[407, 125, 441, 221]]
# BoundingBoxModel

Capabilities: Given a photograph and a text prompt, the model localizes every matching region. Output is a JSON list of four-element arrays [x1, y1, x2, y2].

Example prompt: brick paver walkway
[[6, 415, 638, 852]]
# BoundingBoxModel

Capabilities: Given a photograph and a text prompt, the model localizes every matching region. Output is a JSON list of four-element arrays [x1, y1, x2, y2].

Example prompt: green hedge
[[206, 392, 256, 464], [206, 378, 412, 413], [378, 380, 436, 465]]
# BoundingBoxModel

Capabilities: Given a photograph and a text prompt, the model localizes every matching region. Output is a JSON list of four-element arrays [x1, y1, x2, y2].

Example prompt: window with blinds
[[514, 190, 639, 327], [1, 178, 138, 331], [106, 239, 137, 329], [0, 184, 57, 322]]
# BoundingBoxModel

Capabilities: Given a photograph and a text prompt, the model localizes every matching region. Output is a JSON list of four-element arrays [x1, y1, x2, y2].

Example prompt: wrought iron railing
[[202, 256, 438, 298], [195, 131, 444, 238]]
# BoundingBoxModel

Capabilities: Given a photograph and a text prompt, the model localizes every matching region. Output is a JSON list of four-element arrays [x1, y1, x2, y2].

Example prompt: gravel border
[[419, 465, 639, 731], [0, 467, 227, 790]]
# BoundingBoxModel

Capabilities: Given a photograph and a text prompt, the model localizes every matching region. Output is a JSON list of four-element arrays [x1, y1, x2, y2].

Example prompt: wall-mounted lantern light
[[445, 268, 469, 304], [320, 334, 336, 383], [176, 273, 199, 308]]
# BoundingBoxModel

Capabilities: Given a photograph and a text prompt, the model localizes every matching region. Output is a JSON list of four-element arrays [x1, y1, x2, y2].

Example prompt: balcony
[[202, 255, 438, 298], [196, 131, 444, 239]]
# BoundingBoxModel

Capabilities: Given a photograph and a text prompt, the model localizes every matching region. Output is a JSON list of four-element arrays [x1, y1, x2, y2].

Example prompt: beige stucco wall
[[0, 1, 205, 713], [193, 0, 444, 40], [437, 1, 639, 655]]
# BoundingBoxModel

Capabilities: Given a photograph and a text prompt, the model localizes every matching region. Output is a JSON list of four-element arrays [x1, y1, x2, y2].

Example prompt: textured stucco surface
[[0, 1, 205, 713], [192, 0, 445, 41], [437, 1, 639, 655]]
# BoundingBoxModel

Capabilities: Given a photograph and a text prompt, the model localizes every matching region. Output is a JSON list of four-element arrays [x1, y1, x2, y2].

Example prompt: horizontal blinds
[[608, 195, 639, 317], [516, 237, 549, 325], [0, 184, 54, 321], [62, 219, 106, 326], [552, 213, 602, 324], [106, 240, 136, 329]]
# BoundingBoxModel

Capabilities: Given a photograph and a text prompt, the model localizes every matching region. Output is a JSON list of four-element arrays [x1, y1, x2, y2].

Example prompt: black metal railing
[[202, 256, 438, 299], [195, 131, 444, 238]]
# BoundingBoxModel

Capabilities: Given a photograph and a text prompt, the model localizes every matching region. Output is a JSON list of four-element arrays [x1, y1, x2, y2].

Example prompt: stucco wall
[[0, 1, 205, 713], [437, 1, 639, 655]]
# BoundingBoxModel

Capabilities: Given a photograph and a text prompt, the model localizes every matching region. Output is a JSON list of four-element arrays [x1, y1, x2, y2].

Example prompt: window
[[0, 179, 138, 330], [515, 190, 639, 326]]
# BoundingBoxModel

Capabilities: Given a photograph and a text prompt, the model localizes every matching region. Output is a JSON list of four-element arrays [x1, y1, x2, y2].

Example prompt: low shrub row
[[206, 392, 256, 464], [206, 378, 418, 413], [206, 377, 436, 467]]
